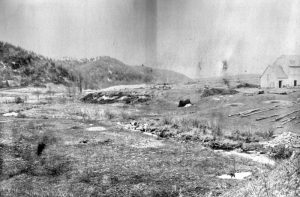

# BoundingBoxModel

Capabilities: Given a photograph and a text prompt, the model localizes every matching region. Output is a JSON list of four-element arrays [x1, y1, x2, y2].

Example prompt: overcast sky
[[1, 0, 300, 78]]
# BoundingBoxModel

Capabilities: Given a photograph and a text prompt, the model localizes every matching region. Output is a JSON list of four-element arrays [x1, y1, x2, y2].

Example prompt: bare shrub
[[268, 145, 293, 160]]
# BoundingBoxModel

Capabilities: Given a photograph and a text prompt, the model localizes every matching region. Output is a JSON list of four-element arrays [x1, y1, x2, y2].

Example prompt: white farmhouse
[[260, 55, 300, 88]]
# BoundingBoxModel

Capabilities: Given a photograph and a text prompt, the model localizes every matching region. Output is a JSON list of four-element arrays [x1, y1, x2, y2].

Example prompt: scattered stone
[[261, 132, 300, 149], [184, 103, 192, 107], [178, 99, 191, 107], [3, 112, 18, 117]]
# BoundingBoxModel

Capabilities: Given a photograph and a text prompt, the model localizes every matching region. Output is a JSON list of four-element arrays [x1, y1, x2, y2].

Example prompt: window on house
[[279, 80, 282, 88]]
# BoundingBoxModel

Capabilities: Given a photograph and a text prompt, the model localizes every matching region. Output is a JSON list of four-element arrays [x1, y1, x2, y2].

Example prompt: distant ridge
[[0, 41, 192, 89], [0, 41, 74, 87]]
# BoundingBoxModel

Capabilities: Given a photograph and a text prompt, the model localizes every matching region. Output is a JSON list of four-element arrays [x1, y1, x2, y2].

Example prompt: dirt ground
[[0, 81, 299, 196]]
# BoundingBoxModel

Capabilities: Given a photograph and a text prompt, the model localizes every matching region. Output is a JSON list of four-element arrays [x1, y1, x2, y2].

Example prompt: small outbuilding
[[260, 55, 300, 88]]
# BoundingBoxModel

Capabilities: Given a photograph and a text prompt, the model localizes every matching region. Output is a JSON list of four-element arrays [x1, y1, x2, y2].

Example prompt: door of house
[[279, 80, 282, 88], [294, 80, 297, 86]]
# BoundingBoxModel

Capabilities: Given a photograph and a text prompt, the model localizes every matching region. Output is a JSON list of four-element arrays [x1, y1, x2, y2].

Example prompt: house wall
[[261, 69, 275, 88], [286, 76, 300, 87], [260, 68, 289, 88]]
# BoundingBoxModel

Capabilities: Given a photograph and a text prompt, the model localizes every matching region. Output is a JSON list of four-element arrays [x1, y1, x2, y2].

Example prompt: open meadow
[[1, 77, 299, 197]]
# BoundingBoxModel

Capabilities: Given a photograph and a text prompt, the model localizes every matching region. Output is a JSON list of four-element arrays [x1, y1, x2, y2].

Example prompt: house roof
[[274, 55, 300, 68], [261, 65, 288, 79]]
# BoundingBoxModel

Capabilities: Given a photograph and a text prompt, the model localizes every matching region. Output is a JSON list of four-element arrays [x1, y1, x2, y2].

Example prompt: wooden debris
[[228, 112, 241, 117], [281, 116, 297, 125], [273, 110, 300, 122], [229, 106, 279, 118], [241, 106, 279, 117], [256, 114, 278, 121], [228, 108, 260, 117]]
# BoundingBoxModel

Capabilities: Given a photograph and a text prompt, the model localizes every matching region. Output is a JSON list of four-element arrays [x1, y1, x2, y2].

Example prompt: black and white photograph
[[0, 0, 299, 196]]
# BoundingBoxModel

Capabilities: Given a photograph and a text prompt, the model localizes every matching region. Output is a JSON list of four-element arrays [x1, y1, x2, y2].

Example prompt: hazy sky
[[1, 0, 300, 78]]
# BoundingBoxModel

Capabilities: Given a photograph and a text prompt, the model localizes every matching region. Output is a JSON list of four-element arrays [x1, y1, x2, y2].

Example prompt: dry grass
[[1, 78, 299, 196], [0, 114, 259, 197], [221, 154, 300, 197]]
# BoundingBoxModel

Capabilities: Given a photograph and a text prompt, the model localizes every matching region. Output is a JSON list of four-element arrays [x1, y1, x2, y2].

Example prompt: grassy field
[[0, 79, 299, 196]]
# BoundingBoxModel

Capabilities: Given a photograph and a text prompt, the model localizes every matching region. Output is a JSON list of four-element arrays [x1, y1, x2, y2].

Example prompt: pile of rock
[[201, 87, 238, 98], [119, 121, 176, 138], [123, 121, 151, 132], [81, 91, 151, 104], [262, 132, 300, 149]]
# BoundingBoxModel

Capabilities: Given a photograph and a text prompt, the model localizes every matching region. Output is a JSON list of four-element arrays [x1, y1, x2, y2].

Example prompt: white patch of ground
[[3, 112, 18, 117], [217, 172, 252, 180], [86, 126, 106, 131], [215, 150, 275, 165]]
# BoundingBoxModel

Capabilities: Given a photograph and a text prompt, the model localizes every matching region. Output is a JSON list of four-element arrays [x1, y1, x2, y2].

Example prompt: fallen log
[[281, 116, 297, 125], [241, 106, 279, 117], [256, 114, 278, 121], [228, 112, 241, 117], [240, 108, 261, 116], [229, 108, 260, 117], [273, 110, 300, 122]]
